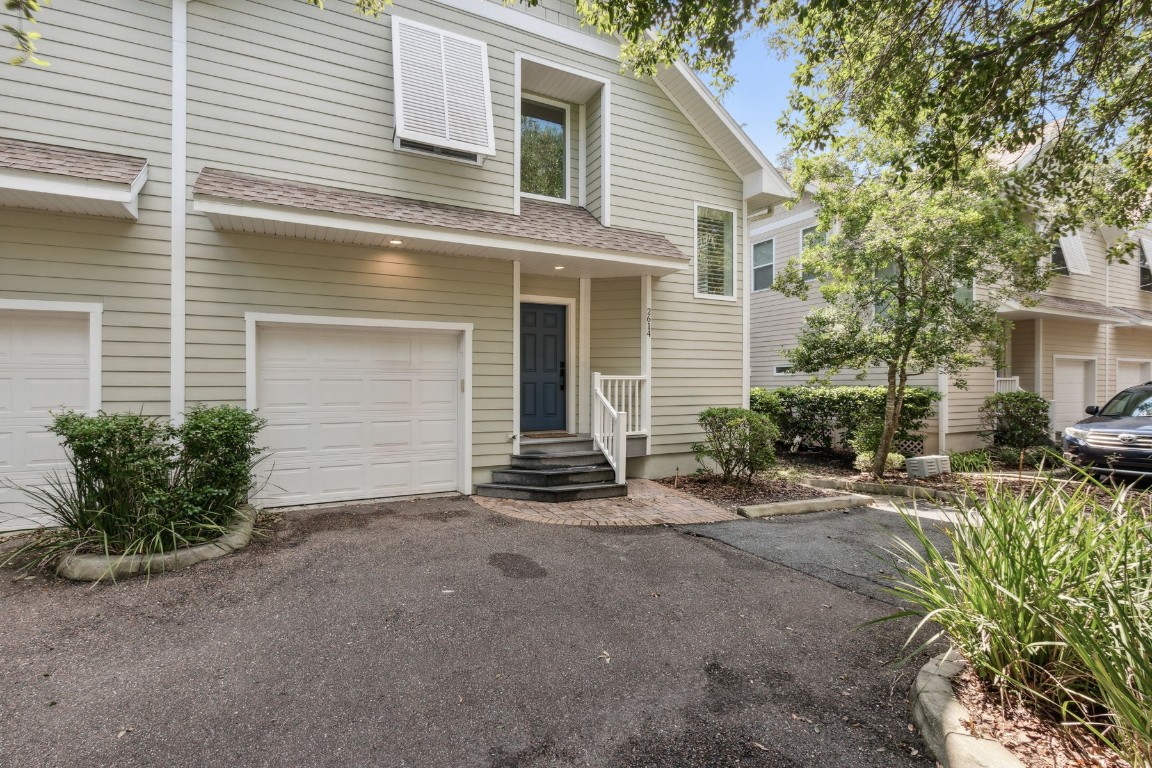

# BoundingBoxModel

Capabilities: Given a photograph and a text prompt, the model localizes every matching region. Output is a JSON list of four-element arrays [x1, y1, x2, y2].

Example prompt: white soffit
[[521, 58, 603, 103], [0, 165, 147, 220]]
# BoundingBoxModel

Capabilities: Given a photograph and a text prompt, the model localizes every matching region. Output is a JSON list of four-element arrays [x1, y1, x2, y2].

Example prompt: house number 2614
[[646, 307, 652, 337]]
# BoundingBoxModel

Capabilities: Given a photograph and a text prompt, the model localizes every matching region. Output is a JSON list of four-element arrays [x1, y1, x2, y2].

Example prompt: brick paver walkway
[[472, 478, 741, 526]]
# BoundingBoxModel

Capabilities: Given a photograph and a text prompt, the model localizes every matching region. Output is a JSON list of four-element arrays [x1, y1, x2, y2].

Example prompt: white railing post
[[592, 372, 602, 438], [614, 408, 627, 485]]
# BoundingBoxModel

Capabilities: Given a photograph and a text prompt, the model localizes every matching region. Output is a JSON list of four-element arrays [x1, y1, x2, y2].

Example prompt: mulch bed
[[655, 472, 832, 510], [953, 667, 1130, 768]]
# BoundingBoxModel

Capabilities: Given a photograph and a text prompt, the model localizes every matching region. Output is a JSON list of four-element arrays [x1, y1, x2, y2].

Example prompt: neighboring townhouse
[[749, 190, 1152, 452], [0, 0, 791, 529]]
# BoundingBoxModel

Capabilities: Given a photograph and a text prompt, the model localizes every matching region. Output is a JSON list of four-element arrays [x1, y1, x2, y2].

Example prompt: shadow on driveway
[[2, 496, 939, 768]]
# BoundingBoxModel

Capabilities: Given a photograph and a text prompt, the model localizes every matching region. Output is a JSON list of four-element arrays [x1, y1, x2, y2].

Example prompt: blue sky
[[709, 30, 796, 163]]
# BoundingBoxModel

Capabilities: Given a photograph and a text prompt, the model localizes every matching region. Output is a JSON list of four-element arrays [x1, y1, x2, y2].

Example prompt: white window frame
[[693, 202, 738, 302], [390, 15, 496, 158], [751, 237, 775, 292], [773, 364, 795, 376], [517, 93, 572, 204], [800, 224, 821, 282]]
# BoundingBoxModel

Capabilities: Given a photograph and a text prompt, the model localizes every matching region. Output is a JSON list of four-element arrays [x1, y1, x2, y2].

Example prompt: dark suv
[[1062, 383, 1152, 477]]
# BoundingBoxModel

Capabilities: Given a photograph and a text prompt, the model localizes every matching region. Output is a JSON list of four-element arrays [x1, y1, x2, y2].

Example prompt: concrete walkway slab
[[473, 478, 741, 526]]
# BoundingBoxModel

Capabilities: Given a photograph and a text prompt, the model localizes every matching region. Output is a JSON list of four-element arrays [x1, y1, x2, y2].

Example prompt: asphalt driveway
[[2, 496, 938, 768]]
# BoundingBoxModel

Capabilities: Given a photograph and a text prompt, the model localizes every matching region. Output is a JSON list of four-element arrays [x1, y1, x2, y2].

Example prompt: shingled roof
[[1027, 293, 1131, 319], [0, 137, 147, 184], [193, 168, 686, 261]]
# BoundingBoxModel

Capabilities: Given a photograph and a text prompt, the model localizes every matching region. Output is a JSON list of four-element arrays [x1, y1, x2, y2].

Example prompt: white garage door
[[0, 312, 91, 531], [1052, 358, 1096, 436], [1117, 361, 1151, 392], [255, 324, 462, 507]]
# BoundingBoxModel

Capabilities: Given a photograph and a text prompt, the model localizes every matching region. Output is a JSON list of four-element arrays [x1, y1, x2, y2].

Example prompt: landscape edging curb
[[739, 493, 873, 518], [800, 476, 960, 504], [55, 505, 258, 582], [912, 650, 1026, 768]]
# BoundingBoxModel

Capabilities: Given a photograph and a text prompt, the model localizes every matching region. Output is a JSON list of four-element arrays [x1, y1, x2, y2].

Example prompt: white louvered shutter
[[392, 17, 495, 156], [1058, 233, 1091, 275]]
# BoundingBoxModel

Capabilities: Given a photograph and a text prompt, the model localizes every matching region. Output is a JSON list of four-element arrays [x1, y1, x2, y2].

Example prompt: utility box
[[905, 455, 952, 478]]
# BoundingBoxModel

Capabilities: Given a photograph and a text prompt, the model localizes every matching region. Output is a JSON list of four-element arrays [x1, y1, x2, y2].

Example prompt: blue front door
[[521, 303, 567, 432]]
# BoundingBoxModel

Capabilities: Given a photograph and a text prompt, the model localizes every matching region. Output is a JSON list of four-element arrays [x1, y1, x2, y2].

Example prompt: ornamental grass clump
[[4, 405, 265, 570], [883, 474, 1152, 765]]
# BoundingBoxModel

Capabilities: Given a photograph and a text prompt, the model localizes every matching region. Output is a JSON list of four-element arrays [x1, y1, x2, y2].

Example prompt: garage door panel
[[255, 325, 462, 507], [0, 312, 90, 531]]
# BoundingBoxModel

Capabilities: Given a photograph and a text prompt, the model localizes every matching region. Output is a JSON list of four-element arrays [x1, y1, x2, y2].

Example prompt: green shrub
[[980, 390, 1052, 450], [693, 407, 779, 482], [947, 449, 993, 473], [752, 385, 938, 453], [852, 451, 906, 473], [5, 405, 265, 566], [884, 474, 1152, 763]]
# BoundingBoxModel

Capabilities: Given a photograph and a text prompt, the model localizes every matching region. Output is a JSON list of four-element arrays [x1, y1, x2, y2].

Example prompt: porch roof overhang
[[192, 168, 690, 278], [0, 137, 147, 220], [999, 294, 1133, 325], [1117, 306, 1152, 327]]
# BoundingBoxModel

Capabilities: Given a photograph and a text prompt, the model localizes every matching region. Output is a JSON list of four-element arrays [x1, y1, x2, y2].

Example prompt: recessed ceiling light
[[389, 239, 403, 245], [554, 265, 565, 270]]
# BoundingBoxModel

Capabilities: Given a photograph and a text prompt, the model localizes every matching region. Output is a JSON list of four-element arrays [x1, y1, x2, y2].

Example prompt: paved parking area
[[472, 479, 741, 526], [2, 496, 934, 768]]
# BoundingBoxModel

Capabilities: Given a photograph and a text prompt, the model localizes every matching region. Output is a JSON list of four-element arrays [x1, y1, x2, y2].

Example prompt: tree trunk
[[872, 366, 907, 478]]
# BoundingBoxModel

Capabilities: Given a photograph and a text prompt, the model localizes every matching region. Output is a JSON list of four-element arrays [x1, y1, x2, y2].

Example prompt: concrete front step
[[490, 466, 616, 487], [473, 482, 629, 502], [518, 436, 595, 455], [510, 450, 608, 470]]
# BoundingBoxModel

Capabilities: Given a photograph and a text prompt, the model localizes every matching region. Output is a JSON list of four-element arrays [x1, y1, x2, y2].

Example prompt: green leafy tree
[[520, 118, 566, 199], [774, 140, 1048, 477], [570, 0, 1152, 239]]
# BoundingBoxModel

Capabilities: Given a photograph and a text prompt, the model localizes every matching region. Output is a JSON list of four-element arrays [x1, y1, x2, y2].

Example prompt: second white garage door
[[255, 324, 462, 507], [1052, 357, 1096, 437]]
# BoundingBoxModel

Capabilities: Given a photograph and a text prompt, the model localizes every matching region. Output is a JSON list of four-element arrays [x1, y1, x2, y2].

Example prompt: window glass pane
[[753, 240, 774, 267], [753, 240, 774, 290], [754, 264, 774, 291], [1050, 245, 1069, 275], [696, 207, 734, 296], [800, 226, 823, 281], [1141, 241, 1152, 292], [520, 100, 566, 199]]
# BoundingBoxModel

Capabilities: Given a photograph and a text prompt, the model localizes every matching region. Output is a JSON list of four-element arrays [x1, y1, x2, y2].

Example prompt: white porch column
[[579, 277, 591, 434], [512, 261, 521, 455], [641, 274, 652, 448]]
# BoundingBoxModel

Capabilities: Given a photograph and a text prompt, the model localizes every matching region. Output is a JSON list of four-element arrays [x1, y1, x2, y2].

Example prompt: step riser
[[518, 438, 595, 455], [511, 452, 607, 470], [490, 468, 615, 487], [474, 484, 628, 502]]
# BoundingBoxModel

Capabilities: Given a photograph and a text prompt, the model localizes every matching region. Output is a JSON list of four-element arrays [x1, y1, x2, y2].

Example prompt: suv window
[[1100, 389, 1152, 417]]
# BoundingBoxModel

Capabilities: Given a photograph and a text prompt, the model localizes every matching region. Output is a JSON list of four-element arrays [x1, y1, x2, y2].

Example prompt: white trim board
[[750, 209, 817, 238], [243, 312, 474, 496], [517, 93, 572, 206], [0, 299, 103, 414], [171, 0, 188, 423], [693, 201, 739, 302], [518, 294, 578, 435]]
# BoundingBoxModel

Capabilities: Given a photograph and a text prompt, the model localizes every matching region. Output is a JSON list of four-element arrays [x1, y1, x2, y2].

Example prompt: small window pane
[[800, 225, 823, 281], [1141, 240, 1152, 293], [520, 100, 567, 199], [1050, 245, 1070, 275], [696, 207, 734, 297], [753, 240, 774, 291]]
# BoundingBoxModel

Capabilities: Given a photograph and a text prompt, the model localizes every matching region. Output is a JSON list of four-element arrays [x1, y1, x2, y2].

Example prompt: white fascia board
[[0, 164, 147, 219], [424, 0, 621, 58], [193, 197, 689, 275], [998, 300, 1131, 325]]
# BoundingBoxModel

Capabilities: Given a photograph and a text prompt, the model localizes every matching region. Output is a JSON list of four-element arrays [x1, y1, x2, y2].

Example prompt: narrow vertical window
[[1050, 244, 1070, 275], [696, 206, 735, 298], [800, 225, 823, 281], [520, 99, 567, 200], [752, 239, 774, 291], [1140, 237, 1152, 292]]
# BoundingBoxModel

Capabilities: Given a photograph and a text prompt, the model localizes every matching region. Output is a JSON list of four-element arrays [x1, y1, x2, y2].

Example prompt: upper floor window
[[1140, 237, 1152, 292], [752, 239, 774, 291], [391, 17, 495, 158], [520, 98, 568, 201], [1050, 243, 1070, 275], [1055, 234, 1090, 275], [800, 225, 823, 281], [696, 205, 735, 299]]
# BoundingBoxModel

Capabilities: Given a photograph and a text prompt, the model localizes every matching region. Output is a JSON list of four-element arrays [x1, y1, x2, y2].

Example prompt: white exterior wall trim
[[0, 299, 103, 414], [243, 312, 474, 495], [750, 208, 817, 238], [0, 165, 148, 218], [512, 262, 521, 453], [427, 0, 621, 58], [519, 294, 578, 435], [171, 0, 188, 423], [742, 200, 751, 408], [579, 277, 591, 434], [693, 201, 739, 302]]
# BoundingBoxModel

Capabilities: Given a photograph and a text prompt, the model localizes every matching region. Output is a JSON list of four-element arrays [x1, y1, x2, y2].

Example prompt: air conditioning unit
[[905, 455, 952, 478]]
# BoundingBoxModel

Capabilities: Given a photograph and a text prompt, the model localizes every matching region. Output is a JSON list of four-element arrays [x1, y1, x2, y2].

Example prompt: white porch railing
[[595, 374, 649, 435], [592, 372, 628, 485], [995, 376, 1021, 394]]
